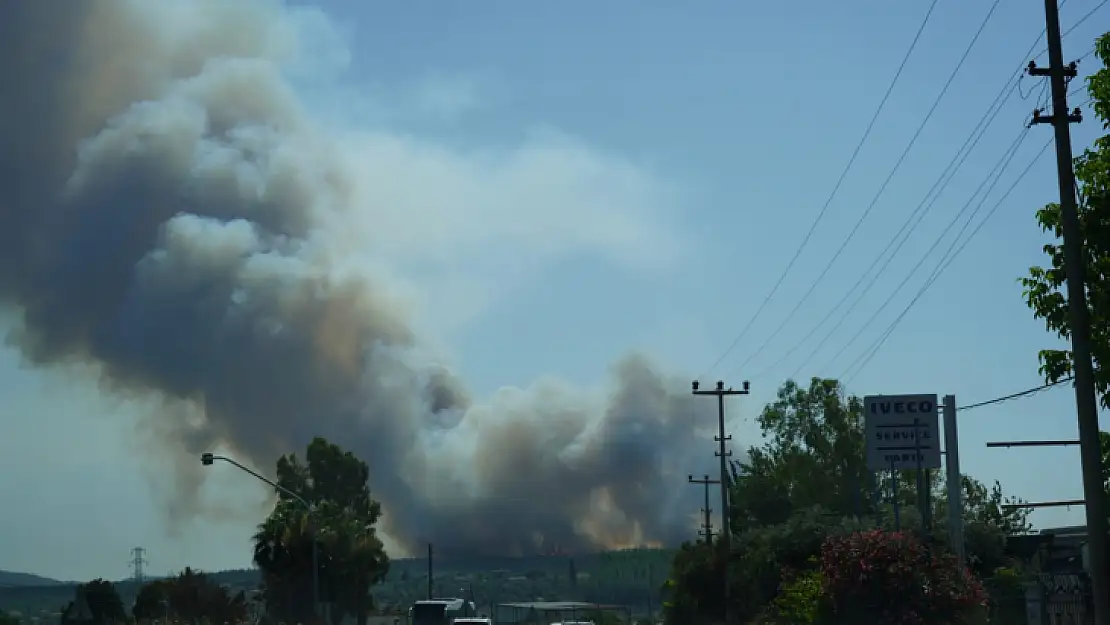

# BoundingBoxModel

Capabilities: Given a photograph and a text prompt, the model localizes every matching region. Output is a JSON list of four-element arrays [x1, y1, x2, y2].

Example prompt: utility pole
[[688, 474, 720, 542], [692, 379, 749, 625], [1028, 2, 1107, 622], [427, 543, 434, 600], [129, 547, 148, 583]]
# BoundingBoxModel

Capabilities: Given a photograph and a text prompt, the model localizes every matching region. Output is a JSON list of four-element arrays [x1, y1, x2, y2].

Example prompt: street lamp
[[200, 453, 320, 621]]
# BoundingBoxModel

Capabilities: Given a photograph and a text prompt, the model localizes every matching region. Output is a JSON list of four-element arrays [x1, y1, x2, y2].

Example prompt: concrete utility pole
[[692, 379, 749, 625], [1027, 2, 1107, 622], [688, 474, 721, 542]]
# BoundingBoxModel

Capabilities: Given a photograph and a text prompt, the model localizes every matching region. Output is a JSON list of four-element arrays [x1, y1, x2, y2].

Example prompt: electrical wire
[[752, 33, 1050, 382], [786, 87, 1036, 381], [1033, 0, 1109, 61], [958, 377, 1074, 411], [726, 0, 1003, 379], [842, 92, 1094, 382], [748, 75, 1022, 382], [771, 18, 1070, 382], [697, 0, 942, 379], [841, 133, 1057, 383], [832, 125, 1032, 380]]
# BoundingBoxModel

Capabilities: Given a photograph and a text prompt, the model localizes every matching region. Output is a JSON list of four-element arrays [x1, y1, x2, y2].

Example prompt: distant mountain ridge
[[0, 570, 70, 588], [0, 549, 675, 589]]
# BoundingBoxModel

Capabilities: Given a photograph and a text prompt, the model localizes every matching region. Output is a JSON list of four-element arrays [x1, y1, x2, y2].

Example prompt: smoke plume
[[0, 0, 732, 556]]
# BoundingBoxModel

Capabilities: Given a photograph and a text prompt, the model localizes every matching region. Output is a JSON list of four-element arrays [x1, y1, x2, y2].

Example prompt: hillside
[[0, 571, 67, 588], [0, 549, 676, 618]]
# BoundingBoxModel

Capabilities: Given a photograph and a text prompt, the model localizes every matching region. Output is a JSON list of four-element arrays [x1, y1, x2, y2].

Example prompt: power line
[[841, 133, 1056, 383], [821, 123, 1031, 378], [754, 29, 1046, 382], [841, 93, 1095, 381], [1033, 0, 1109, 61], [698, 0, 941, 378], [728, 0, 1002, 378], [959, 377, 1074, 411]]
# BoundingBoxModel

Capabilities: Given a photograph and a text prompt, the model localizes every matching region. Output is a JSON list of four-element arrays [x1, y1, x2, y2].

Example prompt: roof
[[415, 598, 470, 610], [495, 602, 620, 611]]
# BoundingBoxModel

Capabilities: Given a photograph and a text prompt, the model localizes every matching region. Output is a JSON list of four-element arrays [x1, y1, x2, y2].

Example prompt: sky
[[0, 0, 1108, 582]]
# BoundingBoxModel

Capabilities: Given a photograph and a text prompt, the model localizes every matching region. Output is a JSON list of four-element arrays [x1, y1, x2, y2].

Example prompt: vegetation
[[0, 379, 1054, 625], [253, 437, 390, 625], [1022, 31, 1110, 408], [132, 568, 247, 623], [60, 579, 126, 625], [662, 377, 1031, 625], [820, 530, 988, 625]]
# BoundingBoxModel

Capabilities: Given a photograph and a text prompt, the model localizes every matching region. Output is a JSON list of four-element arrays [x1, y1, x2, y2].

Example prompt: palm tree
[[253, 502, 317, 624]]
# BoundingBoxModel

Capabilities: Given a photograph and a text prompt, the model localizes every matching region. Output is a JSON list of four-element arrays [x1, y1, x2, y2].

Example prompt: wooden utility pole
[[688, 474, 720, 542], [1027, 2, 1106, 622], [692, 379, 749, 625]]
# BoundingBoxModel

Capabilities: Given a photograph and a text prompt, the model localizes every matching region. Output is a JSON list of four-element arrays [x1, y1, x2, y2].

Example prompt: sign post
[[865, 394, 942, 532], [864, 394, 942, 471], [943, 395, 966, 570]]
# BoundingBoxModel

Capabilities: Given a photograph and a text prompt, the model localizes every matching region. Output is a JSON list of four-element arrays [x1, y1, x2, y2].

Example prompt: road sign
[[864, 393, 941, 470]]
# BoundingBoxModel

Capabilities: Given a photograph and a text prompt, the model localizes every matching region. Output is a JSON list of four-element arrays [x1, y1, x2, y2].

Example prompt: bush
[[819, 530, 988, 625], [763, 568, 826, 625]]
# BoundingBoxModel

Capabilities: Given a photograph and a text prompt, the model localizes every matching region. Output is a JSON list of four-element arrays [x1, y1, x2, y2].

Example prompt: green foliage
[[661, 541, 724, 625], [132, 567, 247, 624], [764, 568, 825, 625], [253, 437, 389, 625], [732, 507, 863, 619], [60, 580, 126, 625], [0, 612, 20, 625], [1022, 31, 1110, 409], [664, 378, 1031, 625], [731, 379, 868, 531], [820, 530, 988, 625]]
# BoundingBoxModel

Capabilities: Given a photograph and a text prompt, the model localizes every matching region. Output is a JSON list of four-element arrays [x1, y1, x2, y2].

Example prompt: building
[[492, 601, 628, 625]]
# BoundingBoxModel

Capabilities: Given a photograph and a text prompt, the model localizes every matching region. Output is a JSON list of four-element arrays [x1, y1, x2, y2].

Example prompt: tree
[[60, 580, 125, 625], [253, 437, 389, 625], [661, 541, 725, 625], [733, 379, 1030, 558], [132, 568, 247, 624], [0, 613, 19, 625], [664, 378, 1031, 624], [820, 530, 988, 625], [730, 379, 868, 531], [1022, 32, 1110, 408]]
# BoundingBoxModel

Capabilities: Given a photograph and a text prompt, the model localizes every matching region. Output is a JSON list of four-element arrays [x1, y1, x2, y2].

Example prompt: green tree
[[60, 580, 125, 625], [0, 612, 20, 625], [730, 378, 868, 531], [253, 437, 388, 625], [664, 378, 1032, 624], [1022, 32, 1110, 408], [132, 568, 247, 624]]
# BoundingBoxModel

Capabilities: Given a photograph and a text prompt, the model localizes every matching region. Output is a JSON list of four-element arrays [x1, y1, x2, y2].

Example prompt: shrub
[[764, 568, 826, 625], [819, 530, 988, 625]]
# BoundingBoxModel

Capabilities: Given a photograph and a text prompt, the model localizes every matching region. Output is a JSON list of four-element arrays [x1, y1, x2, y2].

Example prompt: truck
[[410, 599, 478, 625]]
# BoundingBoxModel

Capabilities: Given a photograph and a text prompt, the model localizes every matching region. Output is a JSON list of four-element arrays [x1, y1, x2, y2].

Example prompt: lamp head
[[201, 452, 214, 466], [691, 380, 699, 392]]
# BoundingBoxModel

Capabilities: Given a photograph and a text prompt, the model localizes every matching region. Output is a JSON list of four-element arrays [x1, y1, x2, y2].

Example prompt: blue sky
[[1, 0, 1108, 581]]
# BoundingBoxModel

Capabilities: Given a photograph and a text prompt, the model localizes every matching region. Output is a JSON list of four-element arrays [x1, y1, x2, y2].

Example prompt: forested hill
[[0, 571, 69, 588]]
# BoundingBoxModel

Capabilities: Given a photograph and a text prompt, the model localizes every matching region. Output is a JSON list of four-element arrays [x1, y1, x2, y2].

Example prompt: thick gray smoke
[[0, 0, 730, 556]]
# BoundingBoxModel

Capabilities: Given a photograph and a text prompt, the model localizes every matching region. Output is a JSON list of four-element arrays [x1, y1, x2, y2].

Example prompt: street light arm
[[209, 454, 312, 510]]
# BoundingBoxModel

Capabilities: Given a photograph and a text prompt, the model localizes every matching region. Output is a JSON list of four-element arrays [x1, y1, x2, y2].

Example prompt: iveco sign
[[864, 393, 941, 470]]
